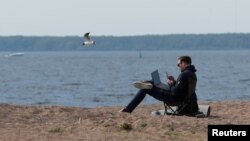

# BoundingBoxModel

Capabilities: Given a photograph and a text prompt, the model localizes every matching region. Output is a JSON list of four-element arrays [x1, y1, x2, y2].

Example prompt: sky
[[0, 0, 250, 36]]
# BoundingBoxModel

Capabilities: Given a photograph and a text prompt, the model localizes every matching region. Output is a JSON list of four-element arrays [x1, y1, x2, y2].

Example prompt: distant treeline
[[0, 33, 250, 51]]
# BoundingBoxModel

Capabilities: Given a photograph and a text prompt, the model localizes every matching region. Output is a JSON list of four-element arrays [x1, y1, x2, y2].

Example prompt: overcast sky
[[0, 0, 249, 36]]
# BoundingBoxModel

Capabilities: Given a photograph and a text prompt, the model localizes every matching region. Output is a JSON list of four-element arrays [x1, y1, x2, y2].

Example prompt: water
[[0, 50, 250, 108]]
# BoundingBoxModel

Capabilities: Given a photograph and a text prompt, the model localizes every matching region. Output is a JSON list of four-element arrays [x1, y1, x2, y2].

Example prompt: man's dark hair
[[178, 56, 192, 65]]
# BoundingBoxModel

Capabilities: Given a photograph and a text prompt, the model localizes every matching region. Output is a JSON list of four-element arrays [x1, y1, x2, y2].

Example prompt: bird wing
[[84, 32, 92, 41]]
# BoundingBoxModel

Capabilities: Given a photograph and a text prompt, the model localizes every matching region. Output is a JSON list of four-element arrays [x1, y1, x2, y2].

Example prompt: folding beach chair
[[152, 77, 211, 117], [162, 100, 211, 117], [163, 96, 196, 116]]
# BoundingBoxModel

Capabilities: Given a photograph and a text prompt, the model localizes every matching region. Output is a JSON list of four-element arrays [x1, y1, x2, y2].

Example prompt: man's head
[[177, 56, 192, 71]]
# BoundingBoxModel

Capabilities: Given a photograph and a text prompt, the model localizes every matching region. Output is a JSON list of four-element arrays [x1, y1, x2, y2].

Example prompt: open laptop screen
[[151, 69, 170, 90], [151, 70, 161, 85]]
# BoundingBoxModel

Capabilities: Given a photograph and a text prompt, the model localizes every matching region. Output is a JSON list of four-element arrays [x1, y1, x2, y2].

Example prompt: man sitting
[[120, 56, 199, 116]]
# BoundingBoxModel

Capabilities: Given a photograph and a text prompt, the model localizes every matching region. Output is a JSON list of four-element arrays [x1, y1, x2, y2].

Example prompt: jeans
[[124, 81, 176, 113]]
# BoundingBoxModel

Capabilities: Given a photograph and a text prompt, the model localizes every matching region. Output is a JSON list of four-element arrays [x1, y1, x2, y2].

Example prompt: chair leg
[[163, 102, 167, 115]]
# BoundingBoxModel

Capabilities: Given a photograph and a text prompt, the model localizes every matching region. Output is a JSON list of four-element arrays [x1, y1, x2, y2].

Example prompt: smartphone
[[165, 72, 169, 78]]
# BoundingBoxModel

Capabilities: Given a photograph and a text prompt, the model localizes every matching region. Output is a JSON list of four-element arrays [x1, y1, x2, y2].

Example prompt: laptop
[[151, 69, 170, 90]]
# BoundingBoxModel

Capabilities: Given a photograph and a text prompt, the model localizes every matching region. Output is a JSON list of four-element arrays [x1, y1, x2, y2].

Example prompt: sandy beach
[[0, 100, 249, 141]]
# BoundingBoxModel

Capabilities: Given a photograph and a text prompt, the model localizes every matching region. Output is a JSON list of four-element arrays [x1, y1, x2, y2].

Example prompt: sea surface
[[0, 50, 250, 108]]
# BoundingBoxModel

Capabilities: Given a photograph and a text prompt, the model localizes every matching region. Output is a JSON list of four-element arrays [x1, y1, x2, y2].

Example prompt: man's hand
[[167, 75, 175, 86]]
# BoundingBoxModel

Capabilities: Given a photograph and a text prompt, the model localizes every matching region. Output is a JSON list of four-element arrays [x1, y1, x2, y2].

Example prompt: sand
[[0, 100, 249, 141]]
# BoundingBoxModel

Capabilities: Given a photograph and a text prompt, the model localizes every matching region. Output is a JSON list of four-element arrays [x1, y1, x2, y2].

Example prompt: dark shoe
[[132, 81, 153, 89], [119, 108, 130, 113]]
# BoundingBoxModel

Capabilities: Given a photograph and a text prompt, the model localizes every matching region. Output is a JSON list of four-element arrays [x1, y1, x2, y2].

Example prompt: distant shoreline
[[1, 33, 250, 51]]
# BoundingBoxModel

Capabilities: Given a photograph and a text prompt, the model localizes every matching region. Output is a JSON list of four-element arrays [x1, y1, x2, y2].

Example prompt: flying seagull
[[82, 32, 95, 46]]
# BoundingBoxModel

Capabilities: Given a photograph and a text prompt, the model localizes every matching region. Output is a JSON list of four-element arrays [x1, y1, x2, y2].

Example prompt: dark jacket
[[170, 65, 199, 114]]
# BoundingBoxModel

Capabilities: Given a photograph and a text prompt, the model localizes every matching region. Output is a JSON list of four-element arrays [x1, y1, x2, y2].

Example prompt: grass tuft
[[120, 122, 132, 131], [48, 127, 63, 133]]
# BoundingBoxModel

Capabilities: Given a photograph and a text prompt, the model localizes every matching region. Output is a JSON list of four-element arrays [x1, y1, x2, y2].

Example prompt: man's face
[[177, 59, 185, 71]]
